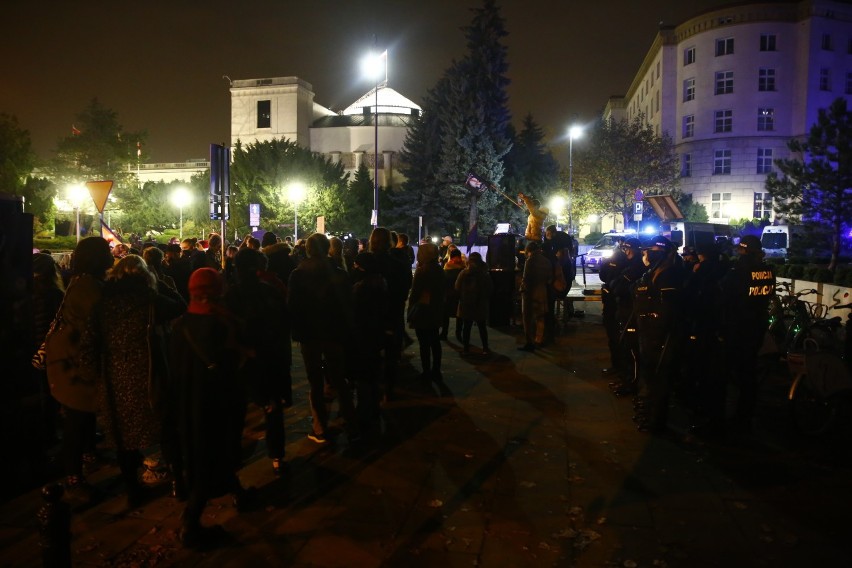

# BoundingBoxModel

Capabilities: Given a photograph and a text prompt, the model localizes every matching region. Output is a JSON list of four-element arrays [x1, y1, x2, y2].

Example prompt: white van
[[761, 225, 802, 259]]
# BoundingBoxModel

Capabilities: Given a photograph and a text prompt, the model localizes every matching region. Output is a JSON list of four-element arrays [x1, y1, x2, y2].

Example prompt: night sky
[[4, 0, 725, 164]]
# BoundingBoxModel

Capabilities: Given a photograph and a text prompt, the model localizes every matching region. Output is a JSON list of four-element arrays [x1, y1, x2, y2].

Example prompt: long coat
[[169, 312, 246, 499], [521, 252, 552, 317], [47, 274, 104, 412], [455, 263, 493, 321], [80, 279, 183, 450], [408, 262, 445, 329]]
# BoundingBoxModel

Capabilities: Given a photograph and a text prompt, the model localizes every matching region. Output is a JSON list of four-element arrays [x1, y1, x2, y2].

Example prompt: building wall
[[618, 0, 852, 224]]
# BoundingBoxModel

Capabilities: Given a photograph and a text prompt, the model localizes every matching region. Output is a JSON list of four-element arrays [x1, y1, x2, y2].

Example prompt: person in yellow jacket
[[518, 192, 548, 242]]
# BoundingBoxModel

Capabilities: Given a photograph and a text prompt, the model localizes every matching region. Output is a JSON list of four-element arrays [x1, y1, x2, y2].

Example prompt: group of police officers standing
[[599, 233, 776, 437]]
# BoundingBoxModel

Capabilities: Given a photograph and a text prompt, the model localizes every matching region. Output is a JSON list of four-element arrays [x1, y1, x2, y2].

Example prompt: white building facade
[[605, 0, 852, 224], [229, 76, 420, 188]]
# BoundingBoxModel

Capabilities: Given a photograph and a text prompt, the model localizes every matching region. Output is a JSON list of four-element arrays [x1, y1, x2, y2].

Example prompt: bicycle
[[787, 302, 852, 436]]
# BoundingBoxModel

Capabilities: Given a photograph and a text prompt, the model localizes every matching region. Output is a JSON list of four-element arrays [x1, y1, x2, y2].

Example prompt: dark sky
[[3, 0, 724, 163]]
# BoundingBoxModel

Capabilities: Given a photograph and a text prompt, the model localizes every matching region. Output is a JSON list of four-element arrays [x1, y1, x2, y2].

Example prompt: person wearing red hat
[[169, 268, 254, 547]]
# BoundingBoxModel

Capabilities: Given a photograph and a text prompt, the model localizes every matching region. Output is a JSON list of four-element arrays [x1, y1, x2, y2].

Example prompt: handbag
[[31, 295, 67, 371]]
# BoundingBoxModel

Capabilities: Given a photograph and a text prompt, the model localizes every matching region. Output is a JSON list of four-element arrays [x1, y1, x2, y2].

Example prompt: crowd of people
[[29, 226, 501, 546], [27, 205, 775, 546]]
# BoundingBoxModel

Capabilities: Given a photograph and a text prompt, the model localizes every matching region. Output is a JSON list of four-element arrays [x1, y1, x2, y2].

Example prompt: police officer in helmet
[[633, 235, 684, 433], [718, 235, 775, 434]]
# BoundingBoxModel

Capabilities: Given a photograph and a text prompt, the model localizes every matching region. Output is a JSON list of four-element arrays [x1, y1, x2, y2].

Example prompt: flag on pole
[[71, 125, 81, 136], [100, 219, 123, 246], [137, 141, 142, 158]]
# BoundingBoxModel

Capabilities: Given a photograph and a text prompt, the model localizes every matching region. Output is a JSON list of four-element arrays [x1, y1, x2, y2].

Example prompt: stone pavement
[[1, 299, 851, 567]]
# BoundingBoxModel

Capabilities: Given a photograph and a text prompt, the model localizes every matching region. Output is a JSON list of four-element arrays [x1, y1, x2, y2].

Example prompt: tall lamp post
[[171, 187, 192, 241], [66, 184, 87, 243], [362, 49, 388, 228], [288, 182, 307, 241], [568, 125, 583, 235]]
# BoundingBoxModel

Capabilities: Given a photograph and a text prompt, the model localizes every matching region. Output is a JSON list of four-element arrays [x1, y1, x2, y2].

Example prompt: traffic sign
[[634, 202, 643, 215], [86, 180, 113, 213], [634, 189, 644, 202]]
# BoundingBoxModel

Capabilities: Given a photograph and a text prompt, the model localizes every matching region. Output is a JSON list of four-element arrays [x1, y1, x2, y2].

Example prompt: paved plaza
[[1, 290, 851, 567]]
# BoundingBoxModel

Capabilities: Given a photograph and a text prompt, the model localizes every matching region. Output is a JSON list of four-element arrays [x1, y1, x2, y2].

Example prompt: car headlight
[[601, 249, 614, 258]]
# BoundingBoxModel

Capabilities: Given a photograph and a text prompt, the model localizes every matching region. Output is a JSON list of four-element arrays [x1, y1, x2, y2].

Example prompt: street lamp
[[568, 125, 583, 235], [171, 186, 192, 241], [287, 182, 307, 241], [66, 184, 87, 243], [362, 49, 388, 228], [549, 195, 567, 230]]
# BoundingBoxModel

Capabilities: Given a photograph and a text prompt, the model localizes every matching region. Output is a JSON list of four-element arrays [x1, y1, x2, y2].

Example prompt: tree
[[0, 113, 35, 193], [340, 163, 375, 237], [47, 99, 146, 233], [393, 0, 512, 243], [0, 114, 56, 229], [230, 139, 349, 238], [502, 115, 561, 230], [572, 115, 679, 228], [765, 97, 852, 271]]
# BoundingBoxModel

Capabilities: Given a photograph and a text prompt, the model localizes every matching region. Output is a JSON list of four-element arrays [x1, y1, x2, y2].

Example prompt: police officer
[[679, 243, 728, 435], [718, 235, 775, 434], [608, 237, 646, 396], [632, 236, 683, 433], [599, 236, 627, 375]]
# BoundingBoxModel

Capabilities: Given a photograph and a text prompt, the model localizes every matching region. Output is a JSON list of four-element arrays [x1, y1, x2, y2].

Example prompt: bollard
[[37, 483, 71, 568]]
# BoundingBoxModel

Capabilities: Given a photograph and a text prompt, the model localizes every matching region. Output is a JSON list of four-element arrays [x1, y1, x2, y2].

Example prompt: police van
[[760, 225, 802, 259], [584, 230, 638, 272], [663, 222, 734, 255]]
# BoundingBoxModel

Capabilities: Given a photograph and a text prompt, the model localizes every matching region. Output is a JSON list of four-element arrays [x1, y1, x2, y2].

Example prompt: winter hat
[[187, 268, 223, 315], [738, 235, 762, 254]]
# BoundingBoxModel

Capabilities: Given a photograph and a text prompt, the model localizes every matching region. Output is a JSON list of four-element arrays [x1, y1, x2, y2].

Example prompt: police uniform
[[599, 241, 628, 373], [609, 240, 647, 394], [718, 235, 775, 432], [633, 236, 683, 433]]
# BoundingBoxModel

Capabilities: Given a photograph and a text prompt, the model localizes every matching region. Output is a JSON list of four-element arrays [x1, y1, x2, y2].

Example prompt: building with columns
[[604, 0, 852, 225], [229, 76, 421, 188], [133, 76, 421, 189]]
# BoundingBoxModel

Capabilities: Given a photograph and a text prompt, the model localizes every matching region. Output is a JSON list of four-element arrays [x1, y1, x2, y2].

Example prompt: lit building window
[[758, 68, 776, 91], [683, 114, 695, 138], [757, 148, 773, 174], [711, 192, 732, 218], [683, 77, 695, 101], [754, 192, 773, 219], [714, 150, 732, 175], [715, 71, 734, 94], [716, 37, 734, 56], [714, 109, 733, 133], [757, 108, 775, 131]]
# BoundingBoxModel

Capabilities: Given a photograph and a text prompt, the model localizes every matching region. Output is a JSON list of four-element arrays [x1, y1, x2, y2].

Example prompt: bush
[[787, 264, 805, 279], [774, 264, 788, 278], [813, 267, 834, 283], [802, 265, 819, 282]]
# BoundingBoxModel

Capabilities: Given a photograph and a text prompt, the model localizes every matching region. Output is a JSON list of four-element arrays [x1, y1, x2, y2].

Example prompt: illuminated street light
[[362, 49, 388, 228], [549, 195, 567, 229], [66, 184, 87, 242], [171, 186, 192, 241], [568, 125, 583, 235], [287, 182, 307, 240]]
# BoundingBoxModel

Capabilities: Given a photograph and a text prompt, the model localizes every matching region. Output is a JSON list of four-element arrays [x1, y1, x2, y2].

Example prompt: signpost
[[86, 180, 113, 238]]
